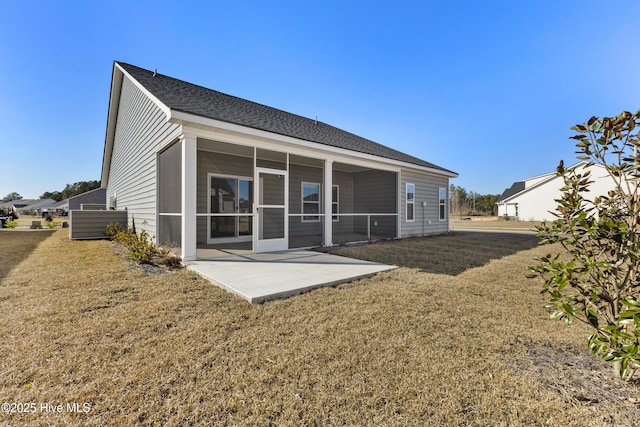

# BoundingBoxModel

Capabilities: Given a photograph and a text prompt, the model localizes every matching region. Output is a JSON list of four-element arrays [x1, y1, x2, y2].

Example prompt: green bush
[[529, 110, 640, 380], [106, 222, 170, 264], [4, 220, 17, 229], [45, 221, 60, 229]]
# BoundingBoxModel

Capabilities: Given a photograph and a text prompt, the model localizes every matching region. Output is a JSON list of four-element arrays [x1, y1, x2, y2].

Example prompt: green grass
[[1, 230, 638, 426]]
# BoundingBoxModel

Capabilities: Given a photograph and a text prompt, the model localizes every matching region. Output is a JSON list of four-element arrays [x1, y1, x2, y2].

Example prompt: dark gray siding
[[332, 170, 354, 240], [400, 170, 449, 236], [68, 188, 106, 210], [69, 210, 127, 240], [353, 170, 397, 237], [288, 163, 323, 247]]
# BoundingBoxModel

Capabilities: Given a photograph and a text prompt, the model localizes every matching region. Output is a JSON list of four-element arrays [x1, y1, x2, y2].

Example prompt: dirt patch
[[516, 341, 640, 424], [110, 241, 181, 275]]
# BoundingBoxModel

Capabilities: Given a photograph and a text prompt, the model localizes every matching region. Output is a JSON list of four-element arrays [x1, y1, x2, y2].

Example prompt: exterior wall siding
[[68, 188, 106, 210], [69, 210, 127, 240], [498, 164, 616, 221], [353, 170, 397, 237], [106, 75, 181, 239], [332, 170, 354, 239], [288, 163, 323, 247], [400, 170, 449, 236]]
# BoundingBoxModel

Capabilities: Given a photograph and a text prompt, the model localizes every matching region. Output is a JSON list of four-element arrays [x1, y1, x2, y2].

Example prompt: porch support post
[[181, 133, 197, 261], [323, 159, 333, 247]]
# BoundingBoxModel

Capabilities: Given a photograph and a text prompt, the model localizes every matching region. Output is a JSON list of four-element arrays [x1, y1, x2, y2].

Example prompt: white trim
[[255, 167, 289, 253], [439, 187, 447, 221], [301, 181, 321, 223], [323, 160, 333, 246], [183, 124, 402, 173], [397, 171, 402, 238], [174, 117, 455, 177], [116, 63, 172, 118], [332, 185, 339, 222], [406, 183, 415, 222], [181, 133, 197, 261]]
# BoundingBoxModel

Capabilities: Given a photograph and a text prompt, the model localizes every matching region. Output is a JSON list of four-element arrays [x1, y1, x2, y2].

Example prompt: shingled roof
[[117, 62, 456, 175], [497, 181, 526, 202]]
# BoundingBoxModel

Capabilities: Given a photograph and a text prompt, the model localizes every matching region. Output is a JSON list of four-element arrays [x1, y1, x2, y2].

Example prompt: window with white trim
[[406, 183, 415, 222], [332, 185, 339, 222], [439, 187, 446, 221], [302, 182, 320, 222]]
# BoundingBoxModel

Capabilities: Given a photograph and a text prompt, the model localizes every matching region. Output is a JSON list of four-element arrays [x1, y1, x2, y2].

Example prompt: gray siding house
[[68, 187, 107, 210], [101, 62, 457, 260]]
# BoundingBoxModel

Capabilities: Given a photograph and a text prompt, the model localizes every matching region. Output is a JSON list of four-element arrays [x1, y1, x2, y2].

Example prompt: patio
[[186, 248, 396, 303]]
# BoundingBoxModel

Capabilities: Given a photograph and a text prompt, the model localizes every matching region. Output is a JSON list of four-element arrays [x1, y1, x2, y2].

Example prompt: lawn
[[0, 230, 55, 280], [1, 230, 639, 426]]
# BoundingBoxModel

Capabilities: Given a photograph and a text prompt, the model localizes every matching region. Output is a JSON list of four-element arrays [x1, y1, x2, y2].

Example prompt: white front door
[[254, 168, 288, 252]]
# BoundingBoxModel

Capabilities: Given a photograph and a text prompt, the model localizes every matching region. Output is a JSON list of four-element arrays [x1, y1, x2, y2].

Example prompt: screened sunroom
[[157, 137, 398, 257]]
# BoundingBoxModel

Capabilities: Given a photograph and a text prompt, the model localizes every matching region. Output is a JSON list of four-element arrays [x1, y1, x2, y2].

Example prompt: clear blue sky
[[1, 1, 639, 199]]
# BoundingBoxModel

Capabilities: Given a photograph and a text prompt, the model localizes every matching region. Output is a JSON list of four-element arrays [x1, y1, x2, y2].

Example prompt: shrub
[[106, 222, 173, 265], [4, 220, 17, 229], [528, 110, 640, 380], [45, 221, 60, 229]]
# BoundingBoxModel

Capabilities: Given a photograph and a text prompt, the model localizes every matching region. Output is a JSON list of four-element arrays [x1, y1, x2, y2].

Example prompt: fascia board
[[101, 63, 173, 187], [116, 63, 171, 118], [171, 110, 458, 178], [101, 63, 124, 187]]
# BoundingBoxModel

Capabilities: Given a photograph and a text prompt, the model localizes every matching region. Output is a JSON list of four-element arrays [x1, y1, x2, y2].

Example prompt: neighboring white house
[[496, 161, 618, 221], [100, 62, 458, 260]]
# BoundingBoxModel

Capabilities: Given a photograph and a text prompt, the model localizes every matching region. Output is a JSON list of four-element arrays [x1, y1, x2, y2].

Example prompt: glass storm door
[[255, 168, 288, 252], [208, 175, 253, 244]]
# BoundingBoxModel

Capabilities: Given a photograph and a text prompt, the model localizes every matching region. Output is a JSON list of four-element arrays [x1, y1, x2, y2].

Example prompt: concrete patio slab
[[186, 249, 396, 303]]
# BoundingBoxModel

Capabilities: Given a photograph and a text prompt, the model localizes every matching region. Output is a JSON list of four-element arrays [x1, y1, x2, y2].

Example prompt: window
[[302, 182, 320, 222], [332, 185, 339, 221], [406, 183, 415, 222], [439, 187, 446, 221], [208, 175, 253, 240]]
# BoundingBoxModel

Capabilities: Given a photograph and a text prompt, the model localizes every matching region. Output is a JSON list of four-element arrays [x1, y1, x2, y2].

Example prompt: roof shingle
[[497, 181, 525, 202], [117, 62, 455, 175]]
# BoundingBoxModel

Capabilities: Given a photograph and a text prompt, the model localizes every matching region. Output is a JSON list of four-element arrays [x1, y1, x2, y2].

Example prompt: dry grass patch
[[327, 231, 540, 275], [451, 220, 541, 231], [0, 230, 55, 280], [1, 230, 639, 425]]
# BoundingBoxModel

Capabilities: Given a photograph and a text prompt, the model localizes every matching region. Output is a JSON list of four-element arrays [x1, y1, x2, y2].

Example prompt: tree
[[2, 192, 22, 202], [60, 180, 100, 200], [449, 184, 499, 216], [476, 194, 500, 214], [529, 110, 640, 379], [40, 191, 63, 202]]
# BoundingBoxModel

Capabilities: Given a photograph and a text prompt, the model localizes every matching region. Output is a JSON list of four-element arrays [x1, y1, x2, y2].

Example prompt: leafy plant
[[528, 110, 640, 380], [45, 221, 60, 229], [106, 222, 172, 265], [4, 220, 18, 229]]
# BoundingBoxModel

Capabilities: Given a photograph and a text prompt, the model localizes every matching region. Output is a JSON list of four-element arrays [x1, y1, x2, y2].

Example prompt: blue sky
[[1, 1, 639, 199]]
